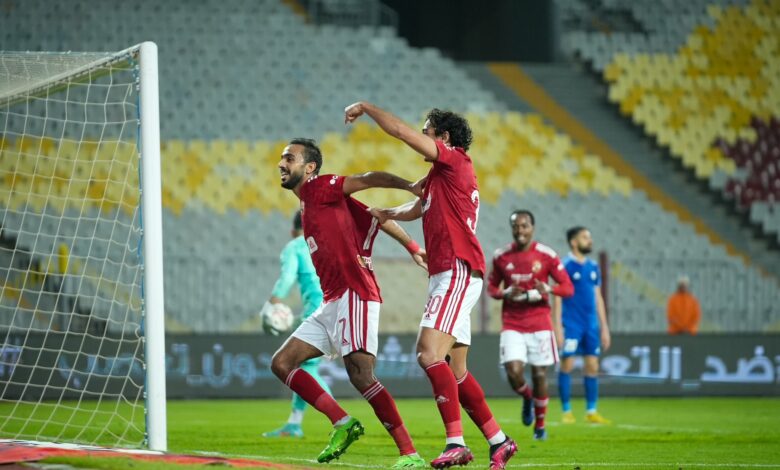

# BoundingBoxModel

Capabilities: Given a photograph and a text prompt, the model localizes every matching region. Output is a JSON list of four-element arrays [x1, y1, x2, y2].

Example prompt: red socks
[[516, 383, 533, 400], [534, 397, 549, 430], [285, 368, 347, 424], [362, 382, 416, 456], [457, 371, 501, 441], [424, 361, 463, 438]]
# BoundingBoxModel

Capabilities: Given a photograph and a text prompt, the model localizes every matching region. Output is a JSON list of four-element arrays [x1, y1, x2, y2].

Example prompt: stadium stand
[[1, 0, 778, 334]]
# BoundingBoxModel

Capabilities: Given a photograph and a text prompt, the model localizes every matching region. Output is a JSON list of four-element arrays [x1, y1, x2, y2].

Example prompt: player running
[[553, 226, 612, 425], [260, 209, 330, 438], [270, 138, 428, 468], [345, 103, 518, 470], [487, 210, 573, 441]]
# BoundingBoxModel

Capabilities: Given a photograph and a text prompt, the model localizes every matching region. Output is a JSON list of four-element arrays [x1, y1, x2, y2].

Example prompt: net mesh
[[0, 48, 147, 447]]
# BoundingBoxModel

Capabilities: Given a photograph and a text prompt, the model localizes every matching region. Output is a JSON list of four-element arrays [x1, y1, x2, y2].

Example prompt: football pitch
[[4, 397, 779, 469]]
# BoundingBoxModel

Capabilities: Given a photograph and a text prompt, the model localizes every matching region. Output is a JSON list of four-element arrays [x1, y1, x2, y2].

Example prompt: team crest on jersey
[[573, 272, 581, 280], [532, 261, 542, 273], [330, 175, 338, 185]]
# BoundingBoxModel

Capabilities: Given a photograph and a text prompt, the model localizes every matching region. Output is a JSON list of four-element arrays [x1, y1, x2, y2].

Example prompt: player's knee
[[346, 368, 374, 391], [532, 367, 547, 380], [270, 351, 294, 381], [416, 350, 443, 369]]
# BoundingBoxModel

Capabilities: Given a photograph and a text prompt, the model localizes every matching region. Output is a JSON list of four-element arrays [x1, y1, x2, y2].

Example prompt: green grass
[[3, 397, 780, 469]]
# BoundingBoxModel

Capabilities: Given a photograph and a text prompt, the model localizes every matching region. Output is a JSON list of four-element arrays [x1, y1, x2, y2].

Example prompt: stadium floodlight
[[0, 42, 166, 451]]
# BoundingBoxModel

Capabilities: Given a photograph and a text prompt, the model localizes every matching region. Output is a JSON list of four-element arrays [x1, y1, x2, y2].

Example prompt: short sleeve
[[593, 263, 602, 287], [303, 174, 345, 205], [434, 140, 457, 167]]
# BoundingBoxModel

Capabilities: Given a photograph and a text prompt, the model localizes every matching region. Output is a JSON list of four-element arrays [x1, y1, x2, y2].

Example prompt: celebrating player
[[345, 103, 518, 470], [487, 210, 573, 441], [270, 138, 428, 468], [553, 226, 612, 425], [260, 210, 330, 438]]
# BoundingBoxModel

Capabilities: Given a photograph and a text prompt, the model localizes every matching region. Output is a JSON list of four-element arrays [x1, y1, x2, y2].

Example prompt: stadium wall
[[2, 333, 777, 400]]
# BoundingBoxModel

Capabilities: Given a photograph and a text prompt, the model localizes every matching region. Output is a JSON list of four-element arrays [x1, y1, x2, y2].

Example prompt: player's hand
[[344, 102, 365, 124], [410, 177, 427, 197], [601, 328, 611, 351], [369, 207, 389, 224], [534, 279, 551, 294], [411, 248, 428, 271], [503, 286, 526, 302]]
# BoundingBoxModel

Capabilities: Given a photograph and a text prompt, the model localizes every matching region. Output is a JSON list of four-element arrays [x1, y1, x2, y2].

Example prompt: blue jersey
[[271, 236, 324, 318], [561, 255, 600, 332]]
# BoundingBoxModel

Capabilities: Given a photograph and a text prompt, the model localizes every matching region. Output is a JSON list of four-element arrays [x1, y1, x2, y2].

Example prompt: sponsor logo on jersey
[[573, 272, 581, 280], [591, 271, 598, 281], [511, 273, 533, 283]]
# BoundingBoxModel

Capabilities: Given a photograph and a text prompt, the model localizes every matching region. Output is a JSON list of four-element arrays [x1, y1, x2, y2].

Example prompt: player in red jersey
[[344, 103, 518, 470], [270, 138, 428, 468], [487, 210, 574, 441]]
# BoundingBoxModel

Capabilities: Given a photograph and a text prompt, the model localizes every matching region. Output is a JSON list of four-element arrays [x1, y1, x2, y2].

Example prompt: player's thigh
[[559, 356, 576, 373], [419, 261, 480, 346], [527, 330, 559, 367], [291, 301, 338, 358], [581, 327, 602, 357], [560, 327, 585, 358], [272, 336, 324, 374], [336, 290, 381, 358], [500, 330, 530, 365], [417, 327, 456, 366]]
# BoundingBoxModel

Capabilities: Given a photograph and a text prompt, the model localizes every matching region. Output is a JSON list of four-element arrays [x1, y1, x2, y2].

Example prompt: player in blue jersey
[[261, 210, 331, 438], [552, 226, 612, 424]]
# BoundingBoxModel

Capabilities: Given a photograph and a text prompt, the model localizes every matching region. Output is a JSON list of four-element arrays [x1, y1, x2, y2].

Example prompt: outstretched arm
[[370, 198, 423, 223], [378, 219, 427, 272], [342, 171, 419, 196], [345, 101, 439, 162]]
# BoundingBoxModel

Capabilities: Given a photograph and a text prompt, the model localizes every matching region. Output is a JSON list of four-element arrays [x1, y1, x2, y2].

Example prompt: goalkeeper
[[261, 210, 330, 438]]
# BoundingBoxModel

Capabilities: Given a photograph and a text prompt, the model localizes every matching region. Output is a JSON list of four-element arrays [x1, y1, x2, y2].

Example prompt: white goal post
[[0, 42, 166, 451]]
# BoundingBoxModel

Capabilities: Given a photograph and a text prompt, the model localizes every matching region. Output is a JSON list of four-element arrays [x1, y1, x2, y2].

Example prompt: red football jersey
[[487, 241, 573, 332], [422, 140, 486, 276], [299, 174, 382, 303]]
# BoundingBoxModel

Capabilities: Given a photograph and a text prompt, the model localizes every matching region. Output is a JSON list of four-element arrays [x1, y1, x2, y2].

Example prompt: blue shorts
[[561, 326, 601, 357]]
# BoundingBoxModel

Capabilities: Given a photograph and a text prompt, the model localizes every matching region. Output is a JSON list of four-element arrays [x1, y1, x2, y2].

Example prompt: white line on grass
[[193, 451, 780, 469]]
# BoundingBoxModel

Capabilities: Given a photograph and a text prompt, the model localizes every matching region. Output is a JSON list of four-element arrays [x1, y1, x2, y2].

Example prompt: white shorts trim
[[420, 260, 482, 346], [292, 289, 380, 357], [499, 329, 559, 366]]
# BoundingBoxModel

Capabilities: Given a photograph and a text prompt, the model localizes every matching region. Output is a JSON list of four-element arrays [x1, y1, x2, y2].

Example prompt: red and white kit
[[488, 241, 573, 365], [420, 141, 486, 345], [292, 174, 382, 357]]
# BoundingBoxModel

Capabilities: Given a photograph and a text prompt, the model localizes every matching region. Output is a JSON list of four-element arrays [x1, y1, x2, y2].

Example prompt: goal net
[[0, 43, 166, 450]]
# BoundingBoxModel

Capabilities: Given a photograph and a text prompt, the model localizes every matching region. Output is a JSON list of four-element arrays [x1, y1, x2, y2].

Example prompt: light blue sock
[[584, 375, 598, 412], [558, 371, 572, 412]]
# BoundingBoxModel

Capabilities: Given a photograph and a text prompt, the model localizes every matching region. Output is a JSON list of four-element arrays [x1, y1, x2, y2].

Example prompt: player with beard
[[270, 138, 428, 467], [487, 210, 573, 441], [553, 226, 612, 425]]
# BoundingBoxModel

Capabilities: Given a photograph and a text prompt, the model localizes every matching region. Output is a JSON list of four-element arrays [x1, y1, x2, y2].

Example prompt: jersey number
[[466, 190, 480, 234]]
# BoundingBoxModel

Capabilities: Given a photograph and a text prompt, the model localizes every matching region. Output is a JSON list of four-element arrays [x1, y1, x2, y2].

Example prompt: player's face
[[511, 214, 534, 248], [575, 230, 593, 254], [423, 120, 448, 144], [278, 144, 309, 190]]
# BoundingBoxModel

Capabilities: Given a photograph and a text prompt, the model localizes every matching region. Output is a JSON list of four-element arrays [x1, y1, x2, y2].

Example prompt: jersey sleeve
[[271, 241, 299, 299], [305, 174, 346, 205], [549, 255, 574, 298], [487, 256, 505, 299], [433, 140, 457, 167], [346, 196, 380, 256], [594, 263, 602, 287]]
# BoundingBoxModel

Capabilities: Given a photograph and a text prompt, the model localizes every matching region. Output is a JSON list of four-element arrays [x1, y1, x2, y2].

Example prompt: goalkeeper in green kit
[[261, 210, 331, 438]]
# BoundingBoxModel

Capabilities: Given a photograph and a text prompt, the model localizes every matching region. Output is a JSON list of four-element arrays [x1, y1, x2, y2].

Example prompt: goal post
[[0, 42, 167, 451]]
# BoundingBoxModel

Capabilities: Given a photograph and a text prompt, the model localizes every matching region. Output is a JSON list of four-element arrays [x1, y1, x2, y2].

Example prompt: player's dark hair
[[292, 210, 302, 231], [426, 108, 473, 151], [510, 209, 535, 226], [289, 138, 323, 174], [567, 226, 587, 245]]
